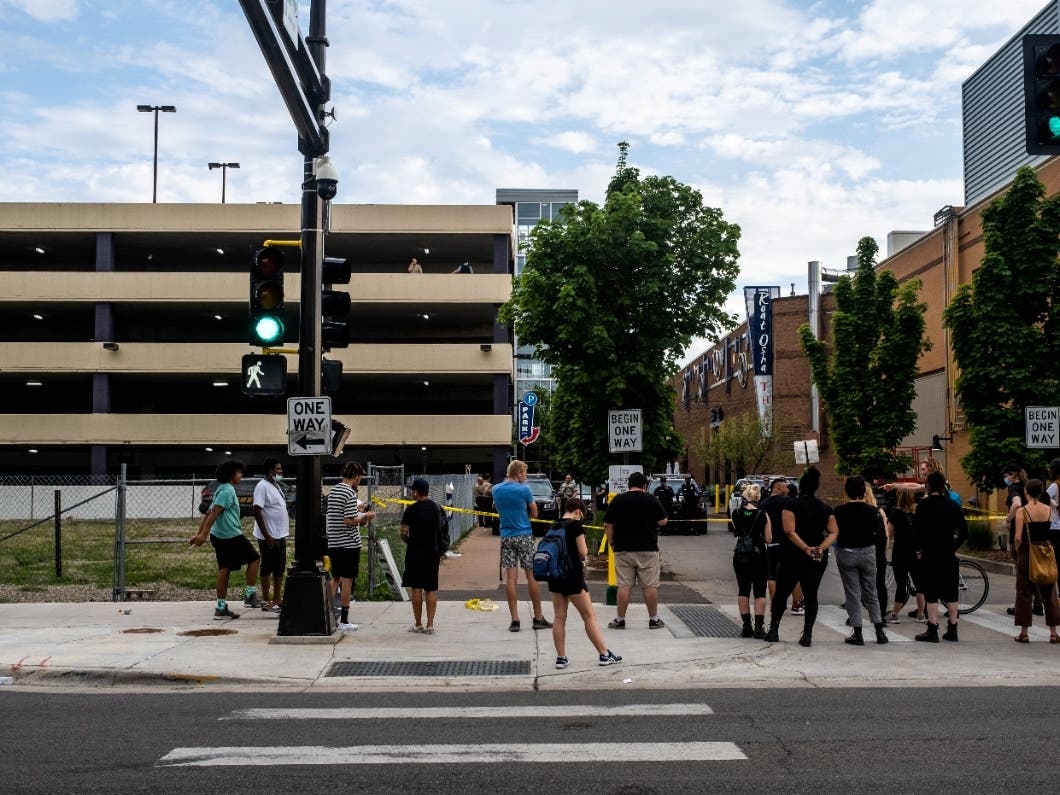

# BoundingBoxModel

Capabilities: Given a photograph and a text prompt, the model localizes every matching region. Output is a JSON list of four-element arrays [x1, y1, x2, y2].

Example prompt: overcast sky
[[0, 0, 1051, 362]]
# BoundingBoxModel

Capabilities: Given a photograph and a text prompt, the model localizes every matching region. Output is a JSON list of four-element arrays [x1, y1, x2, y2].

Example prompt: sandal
[[408, 625, 425, 633], [425, 627, 435, 635], [1014, 634, 1030, 643], [1050, 635, 1060, 644]]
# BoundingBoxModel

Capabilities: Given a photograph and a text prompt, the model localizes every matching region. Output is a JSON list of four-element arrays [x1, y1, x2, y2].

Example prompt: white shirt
[[1048, 482, 1060, 531], [252, 478, 290, 540]]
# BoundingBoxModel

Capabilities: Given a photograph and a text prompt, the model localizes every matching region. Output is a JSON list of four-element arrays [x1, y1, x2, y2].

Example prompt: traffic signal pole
[[276, 0, 334, 636]]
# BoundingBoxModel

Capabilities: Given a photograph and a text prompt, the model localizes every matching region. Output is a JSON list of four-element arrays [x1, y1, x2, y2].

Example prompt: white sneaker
[[337, 622, 359, 631], [444, 550, 462, 558]]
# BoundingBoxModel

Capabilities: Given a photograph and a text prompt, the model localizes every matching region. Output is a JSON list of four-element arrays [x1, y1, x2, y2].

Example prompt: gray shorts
[[501, 535, 536, 570]]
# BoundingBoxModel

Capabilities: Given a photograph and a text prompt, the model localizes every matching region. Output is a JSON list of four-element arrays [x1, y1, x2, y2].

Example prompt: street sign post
[[287, 396, 332, 455], [1025, 406, 1060, 449]]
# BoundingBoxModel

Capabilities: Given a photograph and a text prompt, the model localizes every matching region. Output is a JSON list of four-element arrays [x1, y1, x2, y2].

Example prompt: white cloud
[[536, 131, 597, 154], [1, 0, 77, 22]]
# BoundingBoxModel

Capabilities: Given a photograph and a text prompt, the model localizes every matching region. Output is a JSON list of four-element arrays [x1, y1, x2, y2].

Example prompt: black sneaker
[[214, 606, 239, 620], [598, 650, 622, 666], [532, 617, 553, 630], [508, 620, 521, 633], [607, 617, 626, 629], [555, 656, 569, 669], [243, 595, 264, 609], [648, 618, 665, 629]]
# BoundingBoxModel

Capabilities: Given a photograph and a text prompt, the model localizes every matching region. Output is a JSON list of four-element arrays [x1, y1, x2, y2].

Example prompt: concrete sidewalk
[[2, 523, 1058, 692]]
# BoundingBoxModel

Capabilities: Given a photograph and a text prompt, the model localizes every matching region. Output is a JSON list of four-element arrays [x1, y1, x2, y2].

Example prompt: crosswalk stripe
[[224, 704, 715, 721], [158, 742, 747, 766], [958, 608, 1051, 641]]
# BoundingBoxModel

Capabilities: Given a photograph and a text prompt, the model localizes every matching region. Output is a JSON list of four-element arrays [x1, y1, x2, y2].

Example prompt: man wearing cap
[[603, 471, 669, 629], [492, 460, 552, 632]]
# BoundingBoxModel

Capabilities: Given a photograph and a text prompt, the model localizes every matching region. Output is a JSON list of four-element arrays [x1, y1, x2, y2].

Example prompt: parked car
[[198, 478, 296, 519]]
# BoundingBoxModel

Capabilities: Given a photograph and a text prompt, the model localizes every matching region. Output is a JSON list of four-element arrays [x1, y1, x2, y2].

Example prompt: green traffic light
[[253, 315, 284, 345], [1049, 115, 1060, 140]]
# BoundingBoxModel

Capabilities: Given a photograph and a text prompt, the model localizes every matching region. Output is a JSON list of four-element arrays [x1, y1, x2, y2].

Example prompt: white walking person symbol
[[246, 360, 264, 389]]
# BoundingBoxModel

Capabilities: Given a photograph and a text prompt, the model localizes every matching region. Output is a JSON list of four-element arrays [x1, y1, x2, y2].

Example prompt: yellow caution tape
[[464, 598, 499, 611]]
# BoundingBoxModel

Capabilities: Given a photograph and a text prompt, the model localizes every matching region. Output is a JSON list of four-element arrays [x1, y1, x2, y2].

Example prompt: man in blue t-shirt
[[492, 460, 552, 633]]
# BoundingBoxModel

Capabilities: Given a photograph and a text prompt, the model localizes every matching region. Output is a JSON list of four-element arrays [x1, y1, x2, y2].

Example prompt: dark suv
[[525, 476, 559, 534], [198, 478, 296, 518]]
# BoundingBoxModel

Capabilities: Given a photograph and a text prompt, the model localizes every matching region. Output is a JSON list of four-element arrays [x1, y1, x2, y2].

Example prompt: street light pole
[[208, 162, 240, 203], [136, 104, 176, 203]]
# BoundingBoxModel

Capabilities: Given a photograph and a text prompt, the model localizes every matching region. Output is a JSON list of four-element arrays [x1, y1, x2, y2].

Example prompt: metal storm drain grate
[[669, 605, 743, 638], [325, 660, 531, 677]]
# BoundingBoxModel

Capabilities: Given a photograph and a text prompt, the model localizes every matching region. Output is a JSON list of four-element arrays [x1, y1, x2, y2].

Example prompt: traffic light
[[321, 256, 351, 349], [1022, 34, 1060, 155], [250, 246, 286, 346]]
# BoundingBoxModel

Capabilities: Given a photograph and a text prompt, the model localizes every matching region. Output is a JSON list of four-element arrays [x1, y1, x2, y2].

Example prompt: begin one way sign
[[288, 396, 332, 456], [1026, 406, 1059, 449], [608, 409, 642, 453]]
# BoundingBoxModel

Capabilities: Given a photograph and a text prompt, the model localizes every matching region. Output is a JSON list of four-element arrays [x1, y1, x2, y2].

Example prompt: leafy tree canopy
[[944, 165, 1060, 491], [798, 236, 929, 480], [500, 143, 741, 484]]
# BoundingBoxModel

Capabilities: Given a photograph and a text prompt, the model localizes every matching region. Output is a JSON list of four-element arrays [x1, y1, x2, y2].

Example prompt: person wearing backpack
[[540, 498, 621, 668], [731, 483, 772, 639]]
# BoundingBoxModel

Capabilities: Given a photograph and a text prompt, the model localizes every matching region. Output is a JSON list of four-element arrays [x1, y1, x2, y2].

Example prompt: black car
[[526, 477, 559, 535], [198, 478, 296, 518]]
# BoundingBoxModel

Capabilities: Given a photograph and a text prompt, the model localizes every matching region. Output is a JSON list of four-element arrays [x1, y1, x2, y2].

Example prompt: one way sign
[[287, 396, 332, 456]]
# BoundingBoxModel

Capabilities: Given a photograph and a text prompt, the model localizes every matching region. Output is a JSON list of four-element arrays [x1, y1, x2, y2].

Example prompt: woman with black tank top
[[765, 467, 838, 647], [1013, 479, 1060, 643]]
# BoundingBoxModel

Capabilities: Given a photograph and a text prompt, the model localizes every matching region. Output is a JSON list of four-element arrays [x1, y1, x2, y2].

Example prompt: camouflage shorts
[[500, 534, 536, 570]]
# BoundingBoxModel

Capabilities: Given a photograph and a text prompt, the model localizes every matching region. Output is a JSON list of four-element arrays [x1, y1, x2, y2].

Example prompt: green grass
[[0, 516, 407, 601]]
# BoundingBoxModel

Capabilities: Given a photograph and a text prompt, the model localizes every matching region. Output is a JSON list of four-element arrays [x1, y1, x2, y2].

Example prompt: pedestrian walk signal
[[241, 354, 287, 396], [250, 246, 286, 346], [1022, 34, 1060, 155]]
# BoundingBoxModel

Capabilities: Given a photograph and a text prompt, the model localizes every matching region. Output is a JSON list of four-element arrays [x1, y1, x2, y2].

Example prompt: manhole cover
[[325, 660, 530, 677], [177, 628, 237, 637], [122, 627, 163, 634], [669, 605, 743, 638]]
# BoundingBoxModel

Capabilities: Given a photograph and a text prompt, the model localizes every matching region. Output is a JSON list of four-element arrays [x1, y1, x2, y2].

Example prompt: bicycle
[[884, 558, 989, 615]]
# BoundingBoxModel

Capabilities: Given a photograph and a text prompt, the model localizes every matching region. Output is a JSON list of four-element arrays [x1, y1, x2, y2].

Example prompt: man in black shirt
[[913, 471, 968, 642], [604, 472, 669, 630]]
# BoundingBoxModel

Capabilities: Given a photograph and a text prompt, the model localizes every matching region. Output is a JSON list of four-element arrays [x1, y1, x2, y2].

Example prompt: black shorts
[[548, 575, 589, 597], [210, 534, 260, 572], [257, 538, 287, 577], [766, 545, 781, 580], [920, 556, 959, 604], [328, 546, 361, 580], [402, 548, 439, 591]]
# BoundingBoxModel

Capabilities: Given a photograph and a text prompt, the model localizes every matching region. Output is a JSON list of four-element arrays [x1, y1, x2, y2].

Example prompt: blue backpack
[[533, 521, 572, 581]]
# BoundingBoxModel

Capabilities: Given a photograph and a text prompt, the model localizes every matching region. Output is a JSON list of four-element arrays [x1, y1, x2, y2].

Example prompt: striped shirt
[[326, 482, 362, 549]]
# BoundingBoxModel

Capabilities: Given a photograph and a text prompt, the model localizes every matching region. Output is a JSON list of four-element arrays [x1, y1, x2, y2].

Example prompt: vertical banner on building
[[744, 286, 781, 436]]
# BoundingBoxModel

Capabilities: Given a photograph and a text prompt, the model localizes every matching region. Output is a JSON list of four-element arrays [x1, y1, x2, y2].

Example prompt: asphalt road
[[1, 687, 1048, 793]]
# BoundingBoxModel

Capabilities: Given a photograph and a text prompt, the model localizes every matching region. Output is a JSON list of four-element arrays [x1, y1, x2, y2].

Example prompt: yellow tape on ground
[[464, 598, 498, 611]]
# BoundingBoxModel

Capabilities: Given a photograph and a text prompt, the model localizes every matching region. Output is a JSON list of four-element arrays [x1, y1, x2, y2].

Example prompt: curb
[[958, 553, 1015, 576]]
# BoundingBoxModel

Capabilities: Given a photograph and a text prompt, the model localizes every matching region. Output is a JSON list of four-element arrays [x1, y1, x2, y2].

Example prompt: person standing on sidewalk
[[731, 483, 772, 639], [603, 471, 669, 630], [492, 460, 552, 632], [190, 459, 262, 620], [546, 498, 622, 668], [1013, 479, 1060, 643], [833, 476, 888, 646], [761, 477, 802, 611], [558, 473, 578, 515], [252, 457, 288, 614], [913, 471, 968, 643], [326, 461, 375, 632], [765, 466, 838, 647], [400, 478, 442, 634]]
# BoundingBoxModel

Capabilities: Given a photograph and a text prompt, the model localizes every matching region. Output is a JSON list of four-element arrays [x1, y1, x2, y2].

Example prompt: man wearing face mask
[[252, 457, 290, 613]]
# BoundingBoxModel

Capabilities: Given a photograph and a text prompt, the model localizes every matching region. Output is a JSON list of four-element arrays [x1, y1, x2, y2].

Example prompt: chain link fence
[[0, 467, 481, 602]]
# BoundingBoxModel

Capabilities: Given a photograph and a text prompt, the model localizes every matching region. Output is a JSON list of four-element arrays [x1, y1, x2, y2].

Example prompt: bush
[[965, 519, 995, 551]]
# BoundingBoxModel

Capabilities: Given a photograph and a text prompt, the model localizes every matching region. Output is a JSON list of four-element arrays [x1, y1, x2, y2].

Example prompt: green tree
[[694, 410, 787, 482], [500, 143, 740, 484], [943, 165, 1060, 491], [798, 236, 930, 479]]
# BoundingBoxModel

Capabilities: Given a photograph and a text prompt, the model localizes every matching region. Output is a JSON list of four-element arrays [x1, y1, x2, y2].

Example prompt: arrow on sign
[[522, 426, 541, 445], [292, 432, 326, 451]]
